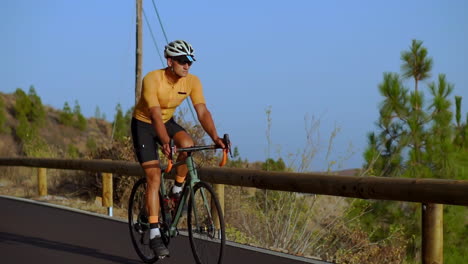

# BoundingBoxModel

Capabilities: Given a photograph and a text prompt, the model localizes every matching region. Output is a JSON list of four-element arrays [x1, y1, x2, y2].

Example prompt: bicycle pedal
[[134, 224, 143, 234], [158, 255, 170, 260]]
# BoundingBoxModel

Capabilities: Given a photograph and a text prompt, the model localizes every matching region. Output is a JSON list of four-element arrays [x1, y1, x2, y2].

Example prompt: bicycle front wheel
[[128, 178, 163, 263], [187, 182, 226, 264]]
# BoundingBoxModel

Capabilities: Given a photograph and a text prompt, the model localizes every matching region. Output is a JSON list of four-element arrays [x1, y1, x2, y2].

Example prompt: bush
[[14, 88, 31, 119], [86, 137, 98, 153], [67, 144, 80, 158], [86, 137, 137, 206], [74, 113, 87, 131], [59, 102, 74, 126], [444, 205, 468, 264], [15, 114, 36, 142], [27, 86, 46, 126], [14, 87, 46, 126], [112, 104, 133, 142], [59, 101, 87, 131], [0, 95, 10, 134], [72, 100, 87, 131]]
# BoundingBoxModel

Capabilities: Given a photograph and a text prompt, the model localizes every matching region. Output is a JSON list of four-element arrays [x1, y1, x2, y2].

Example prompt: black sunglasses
[[173, 58, 193, 66]]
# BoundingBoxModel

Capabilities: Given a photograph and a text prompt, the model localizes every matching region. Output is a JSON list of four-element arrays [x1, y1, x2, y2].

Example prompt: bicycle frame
[[129, 135, 230, 263], [161, 152, 206, 237]]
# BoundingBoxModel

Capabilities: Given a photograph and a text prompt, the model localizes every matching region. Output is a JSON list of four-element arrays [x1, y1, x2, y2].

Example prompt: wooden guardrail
[[1, 157, 467, 264]]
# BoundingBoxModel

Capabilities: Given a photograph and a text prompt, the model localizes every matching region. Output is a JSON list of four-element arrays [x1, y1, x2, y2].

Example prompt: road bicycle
[[128, 134, 231, 263]]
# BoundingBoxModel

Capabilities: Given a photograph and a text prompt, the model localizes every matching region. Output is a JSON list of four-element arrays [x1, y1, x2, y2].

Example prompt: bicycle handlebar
[[164, 134, 231, 173]]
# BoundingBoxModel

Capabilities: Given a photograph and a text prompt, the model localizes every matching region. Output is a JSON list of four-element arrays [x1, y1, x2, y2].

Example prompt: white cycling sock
[[150, 228, 161, 239], [172, 185, 182, 194]]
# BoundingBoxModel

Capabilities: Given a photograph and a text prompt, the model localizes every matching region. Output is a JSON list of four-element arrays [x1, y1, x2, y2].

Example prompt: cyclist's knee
[[146, 172, 161, 188], [174, 131, 194, 148], [142, 160, 161, 187]]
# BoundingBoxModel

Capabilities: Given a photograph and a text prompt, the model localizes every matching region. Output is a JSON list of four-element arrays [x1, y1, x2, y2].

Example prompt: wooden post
[[422, 203, 443, 264], [212, 184, 225, 232], [37, 168, 47, 196], [135, 0, 143, 105], [102, 172, 113, 216]]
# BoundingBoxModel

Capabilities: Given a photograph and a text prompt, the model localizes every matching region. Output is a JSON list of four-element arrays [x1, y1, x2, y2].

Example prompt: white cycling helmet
[[164, 40, 196, 61]]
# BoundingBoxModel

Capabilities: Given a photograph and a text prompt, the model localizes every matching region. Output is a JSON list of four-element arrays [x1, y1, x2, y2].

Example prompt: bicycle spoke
[[188, 182, 225, 264], [128, 178, 158, 263]]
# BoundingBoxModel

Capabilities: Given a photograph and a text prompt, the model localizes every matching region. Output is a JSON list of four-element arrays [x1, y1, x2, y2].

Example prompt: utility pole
[[135, 0, 143, 105]]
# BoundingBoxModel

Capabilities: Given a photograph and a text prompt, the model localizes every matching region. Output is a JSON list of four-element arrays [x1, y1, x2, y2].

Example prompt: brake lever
[[223, 134, 233, 158]]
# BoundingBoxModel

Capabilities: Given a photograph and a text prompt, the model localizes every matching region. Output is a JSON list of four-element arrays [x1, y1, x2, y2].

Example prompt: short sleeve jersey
[[133, 68, 206, 124]]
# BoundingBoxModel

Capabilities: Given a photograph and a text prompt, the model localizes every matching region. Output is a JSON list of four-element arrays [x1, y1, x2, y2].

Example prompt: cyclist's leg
[[173, 130, 194, 184], [141, 161, 169, 256], [164, 118, 193, 196], [131, 118, 162, 221], [131, 118, 169, 257], [141, 161, 161, 220]]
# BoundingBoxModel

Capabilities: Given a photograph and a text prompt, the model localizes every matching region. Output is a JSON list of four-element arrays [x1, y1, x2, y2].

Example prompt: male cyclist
[[131, 40, 226, 257]]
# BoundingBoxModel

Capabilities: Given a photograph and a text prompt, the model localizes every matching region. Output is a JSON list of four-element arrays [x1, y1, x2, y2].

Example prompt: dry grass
[[0, 167, 129, 221]]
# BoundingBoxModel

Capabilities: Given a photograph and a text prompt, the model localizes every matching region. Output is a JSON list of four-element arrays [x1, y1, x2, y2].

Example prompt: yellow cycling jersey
[[133, 68, 206, 124]]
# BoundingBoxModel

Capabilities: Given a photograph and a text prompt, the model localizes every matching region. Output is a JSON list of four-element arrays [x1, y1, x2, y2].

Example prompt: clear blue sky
[[2, 0, 468, 171]]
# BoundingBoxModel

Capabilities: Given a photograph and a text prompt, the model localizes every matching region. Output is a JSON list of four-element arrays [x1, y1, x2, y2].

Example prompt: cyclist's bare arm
[[149, 106, 172, 157], [193, 103, 225, 149]]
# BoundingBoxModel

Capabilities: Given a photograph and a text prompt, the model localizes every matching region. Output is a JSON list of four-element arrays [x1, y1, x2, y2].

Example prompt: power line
[[151, 0, 169, 43], [148, 0, 198, 124], [143, 8, 165, 67]]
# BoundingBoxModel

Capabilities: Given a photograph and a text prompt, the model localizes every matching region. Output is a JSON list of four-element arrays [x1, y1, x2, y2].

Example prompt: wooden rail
[[2, 157, 467, 264], [1, 157, 466, 205]]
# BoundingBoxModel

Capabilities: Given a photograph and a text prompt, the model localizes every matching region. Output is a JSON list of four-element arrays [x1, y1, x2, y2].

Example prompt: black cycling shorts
[[131, 117, 186, 163]]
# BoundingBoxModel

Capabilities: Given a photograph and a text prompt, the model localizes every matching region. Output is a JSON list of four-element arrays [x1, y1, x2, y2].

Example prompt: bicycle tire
[[128, 178, 168, 263], [187, 181, 226, 264]]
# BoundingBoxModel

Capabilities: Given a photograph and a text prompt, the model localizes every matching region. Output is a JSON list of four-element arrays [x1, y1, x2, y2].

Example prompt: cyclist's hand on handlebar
[[162, 143, 175, 158], [214, 137, 226, 149]]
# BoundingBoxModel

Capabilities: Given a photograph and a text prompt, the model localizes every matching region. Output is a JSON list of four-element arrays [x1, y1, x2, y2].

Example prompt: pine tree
[[0, 95, 8, 133], [14, 88, 31, 119], [362, 39, 468, 263], [454, 96, 467, 149], [426, 74, 455, 179], [112, 103, 128, 142], [365, 40, 435, 178], [94, 106, 106, 120], [364, 73, 407, 177], [72, 100, 87, 131], [59, 102, 74, 126], [401, 39, 433, 93], [27, 86, 46, 126]]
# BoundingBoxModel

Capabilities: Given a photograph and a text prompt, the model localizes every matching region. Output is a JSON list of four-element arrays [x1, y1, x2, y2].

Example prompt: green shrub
[[14, 88, 31, 118], [444, 205, 468, 264], [0, 95, 9, 133], [15, 114, 36, 142], [14, 87, 46, 127], [112, 103, 130, 142], [86, 137, 98, 153], [59, 102, 74, 126], [74, 113, 87, 131], [23, 138, 54, 158], [60, 100, 87, 130], [67, 144, 80, 158], [27, 86, 46, 126], [72, 100, 87, 131]]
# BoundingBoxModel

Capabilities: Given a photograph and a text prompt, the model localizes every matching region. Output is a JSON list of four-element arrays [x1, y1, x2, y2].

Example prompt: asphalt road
[[0, 195, 331, 264]]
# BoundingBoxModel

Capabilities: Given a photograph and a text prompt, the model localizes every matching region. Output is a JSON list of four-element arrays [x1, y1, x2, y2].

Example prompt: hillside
[[0, 91, 114, 158]]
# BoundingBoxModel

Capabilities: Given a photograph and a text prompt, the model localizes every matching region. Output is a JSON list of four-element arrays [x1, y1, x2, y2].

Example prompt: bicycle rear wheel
[[128, 178, 167, 263], [187, 181, 225, 264]]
